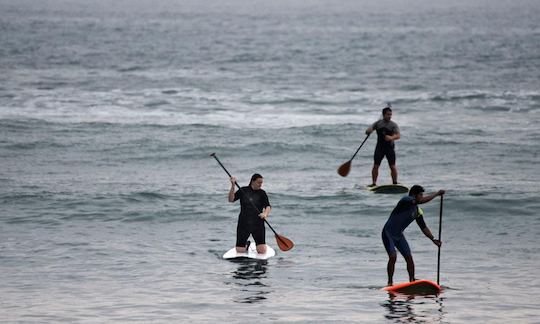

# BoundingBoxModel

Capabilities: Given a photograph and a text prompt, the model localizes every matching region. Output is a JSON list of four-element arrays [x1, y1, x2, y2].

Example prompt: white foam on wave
[[0, 88, 382, 128], [0, 103, 378, 129], [2, 86, 536, 129]]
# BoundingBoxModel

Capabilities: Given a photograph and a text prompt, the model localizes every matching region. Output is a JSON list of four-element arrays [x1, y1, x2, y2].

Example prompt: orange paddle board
[[382, 279, 441, 295]]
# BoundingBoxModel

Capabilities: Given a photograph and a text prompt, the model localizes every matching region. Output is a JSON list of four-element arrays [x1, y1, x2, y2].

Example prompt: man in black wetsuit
[[365, 105, 401, 186], [228, 173, 271, 254]]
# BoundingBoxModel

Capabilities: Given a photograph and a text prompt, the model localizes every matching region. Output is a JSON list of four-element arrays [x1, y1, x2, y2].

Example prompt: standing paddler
[[365, 105, 401, 187], [382, 185, 445, 286]]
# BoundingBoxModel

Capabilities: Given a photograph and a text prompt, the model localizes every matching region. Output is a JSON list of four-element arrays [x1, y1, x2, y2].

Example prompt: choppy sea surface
[[1, 0, 539, 322]]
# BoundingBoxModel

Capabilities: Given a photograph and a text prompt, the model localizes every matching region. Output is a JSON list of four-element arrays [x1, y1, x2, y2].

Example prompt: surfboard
[[381, 279, 441, 295], [223, 242, 276, 260], [366, 184, 409, 194]]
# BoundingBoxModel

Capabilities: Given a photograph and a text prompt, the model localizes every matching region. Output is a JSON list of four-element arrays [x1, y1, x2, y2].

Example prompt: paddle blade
[[275, 234, 294, 251], [337, 160, 352, 177]]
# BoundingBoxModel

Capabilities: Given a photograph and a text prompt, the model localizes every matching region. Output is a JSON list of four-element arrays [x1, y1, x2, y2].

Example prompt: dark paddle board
[[366, 184, 408, 194]]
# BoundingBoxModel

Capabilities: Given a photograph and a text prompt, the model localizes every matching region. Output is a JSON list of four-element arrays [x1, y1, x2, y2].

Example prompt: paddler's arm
[[365, 126, 374, 135], [259, 206, 271, 219], [417, 190, 445, 204], [416, 217, 442, 247], [228, 176, 237, 202], [365, 121, 378, 135], [421, 226, 441, 247], [384, 132, 400, 142]]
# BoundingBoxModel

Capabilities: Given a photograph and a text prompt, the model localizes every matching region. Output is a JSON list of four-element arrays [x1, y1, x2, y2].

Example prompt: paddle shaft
[[348, 133, 370, 161], [210, 153, 281, 237], [437, 195, 443, 285]]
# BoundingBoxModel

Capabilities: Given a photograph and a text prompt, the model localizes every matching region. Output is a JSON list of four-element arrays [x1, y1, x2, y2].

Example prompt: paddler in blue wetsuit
[[382, 185, 445, 286]]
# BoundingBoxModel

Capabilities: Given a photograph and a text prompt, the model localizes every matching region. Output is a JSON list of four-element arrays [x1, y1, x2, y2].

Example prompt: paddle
[[437, 194, 444, 285], [337, 133, 370, 177], [210, 153, 294, 252]]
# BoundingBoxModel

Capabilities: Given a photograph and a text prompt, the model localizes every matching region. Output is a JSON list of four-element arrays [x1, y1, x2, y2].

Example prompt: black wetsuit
[[234, 186, 270, 247], [372, 119, 400, 166]]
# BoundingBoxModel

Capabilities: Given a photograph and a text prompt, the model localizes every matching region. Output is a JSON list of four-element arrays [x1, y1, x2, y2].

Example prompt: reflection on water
[[381, 293, 446, 323], [228, 259, 271, 304]]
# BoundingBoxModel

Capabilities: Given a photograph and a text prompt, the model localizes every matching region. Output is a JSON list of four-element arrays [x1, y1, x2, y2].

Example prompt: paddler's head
[[382, 105, 392, 121], [409, 184, 425, 200], [249, 173, 264, 190]]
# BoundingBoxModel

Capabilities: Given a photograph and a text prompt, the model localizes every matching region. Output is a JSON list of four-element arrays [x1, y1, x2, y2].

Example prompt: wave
[[0, 190, 221, 224], [161, 90, 178, 95], [25, 81, 69, 90], [143, 99, 171, 108], [2, 140, 70, 150], [116, 65, 148, 73], [120, 191, 171, 202], [0, 108, 376, 129], [2, 85, 537, 128], [430, 89, 540, 104], [2, 185, 538, 226]]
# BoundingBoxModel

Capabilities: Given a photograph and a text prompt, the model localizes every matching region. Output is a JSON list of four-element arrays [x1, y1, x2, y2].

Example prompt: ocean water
[[1, 0, 540, 322]]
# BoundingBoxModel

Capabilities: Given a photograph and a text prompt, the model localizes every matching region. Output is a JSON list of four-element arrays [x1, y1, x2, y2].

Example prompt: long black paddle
[[337, 133, 370, 177], [437, 194, 444, 285], [210, 153, 294, 252]]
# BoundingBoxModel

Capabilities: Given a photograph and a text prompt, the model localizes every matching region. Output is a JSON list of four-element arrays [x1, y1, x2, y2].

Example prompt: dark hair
[[249, 173, 263, 186], [382, 107, 392, 115], [409, 185, 425, 196]]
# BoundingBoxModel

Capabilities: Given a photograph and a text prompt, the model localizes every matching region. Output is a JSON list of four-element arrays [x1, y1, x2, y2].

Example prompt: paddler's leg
[[387, 149, 398, 184], [390, 164, 398, 184], [371, 164, 380, 187], [253, 226, 267, 254], [372, 146, 384, 186], [256, 244, 267, 254], [387, 253, 397, 286], [236, 224, 250, 253], [404, 255, 415, 282], [396, 237, 415, 282], [382, 230, 396, 286]]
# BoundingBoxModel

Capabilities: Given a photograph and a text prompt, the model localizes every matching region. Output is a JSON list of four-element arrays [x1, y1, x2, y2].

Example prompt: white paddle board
[[223, 242, 276, 260]]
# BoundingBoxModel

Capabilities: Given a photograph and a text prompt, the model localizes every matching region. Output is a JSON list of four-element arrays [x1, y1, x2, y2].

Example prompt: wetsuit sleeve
[[392, 197, 414, 214], [263, 191, 271, 208], [416, 216, 427, 230], [372, 120, 379, 129], [393, 123, 400, 134], [233, 189, 242, 202]]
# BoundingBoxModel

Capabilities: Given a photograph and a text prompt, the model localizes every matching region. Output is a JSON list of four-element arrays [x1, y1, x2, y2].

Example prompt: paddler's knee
[[256, 244, 267, 254]]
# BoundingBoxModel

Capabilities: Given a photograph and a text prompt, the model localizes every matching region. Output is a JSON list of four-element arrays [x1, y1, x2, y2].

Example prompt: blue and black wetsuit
[[234, 186, 270, 247], [382, 195, 427, 257]]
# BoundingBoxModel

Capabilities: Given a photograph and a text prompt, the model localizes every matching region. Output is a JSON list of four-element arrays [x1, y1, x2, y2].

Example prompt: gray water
[[1, 0, 540, 322]]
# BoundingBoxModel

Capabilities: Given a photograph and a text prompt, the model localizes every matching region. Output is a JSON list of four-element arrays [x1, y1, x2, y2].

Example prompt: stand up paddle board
[[366, 184, 408, 194], [223, 242, 276, 260], [382, 279, 441, 295]]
